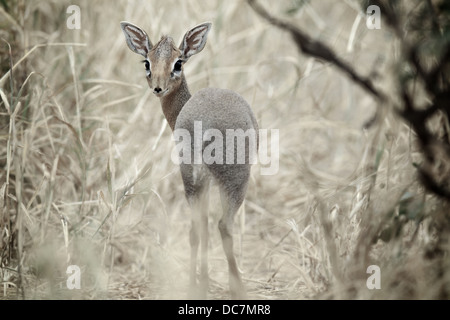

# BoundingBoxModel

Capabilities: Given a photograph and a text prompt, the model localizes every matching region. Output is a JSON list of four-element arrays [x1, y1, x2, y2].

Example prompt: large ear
[[120, 21, 153, 57], [179, 22, 212, 60]]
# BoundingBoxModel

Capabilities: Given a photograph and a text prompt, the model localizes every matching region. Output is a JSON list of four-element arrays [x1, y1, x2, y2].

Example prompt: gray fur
[[121, 21, 258, 299]]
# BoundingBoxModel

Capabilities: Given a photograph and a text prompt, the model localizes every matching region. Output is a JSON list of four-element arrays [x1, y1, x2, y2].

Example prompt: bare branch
[[247, 0, 387, 103], [248, 0, 450, 202]]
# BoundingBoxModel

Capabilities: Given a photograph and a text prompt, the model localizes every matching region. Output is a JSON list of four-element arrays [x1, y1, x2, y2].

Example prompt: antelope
[[120, 21, 258, 299]]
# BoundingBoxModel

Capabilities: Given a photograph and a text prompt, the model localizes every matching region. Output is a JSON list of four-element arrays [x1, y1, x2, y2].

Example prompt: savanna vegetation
[[1, 0, 449, 299]]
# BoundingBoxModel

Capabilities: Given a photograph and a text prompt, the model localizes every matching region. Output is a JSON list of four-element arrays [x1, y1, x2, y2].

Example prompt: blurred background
[[1, 0, 449, 299]]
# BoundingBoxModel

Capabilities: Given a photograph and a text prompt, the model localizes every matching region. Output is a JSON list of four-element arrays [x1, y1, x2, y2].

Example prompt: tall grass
[[0, 0, 446, 299]]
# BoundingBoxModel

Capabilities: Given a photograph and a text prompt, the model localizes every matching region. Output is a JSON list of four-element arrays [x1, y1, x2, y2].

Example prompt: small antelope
[[120, 21, 258, 299]]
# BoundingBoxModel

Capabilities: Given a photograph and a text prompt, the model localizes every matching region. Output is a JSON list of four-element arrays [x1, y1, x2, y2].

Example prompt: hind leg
[[187, 189, 209, 299], [218, 187, 247, 300], [198, 188, 210, 296], [182, 164, 210, 299], [188, 205, 200, 296]]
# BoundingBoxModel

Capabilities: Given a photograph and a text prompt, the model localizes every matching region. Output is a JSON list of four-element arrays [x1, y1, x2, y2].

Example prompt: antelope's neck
[[160, 75, 191, 131]]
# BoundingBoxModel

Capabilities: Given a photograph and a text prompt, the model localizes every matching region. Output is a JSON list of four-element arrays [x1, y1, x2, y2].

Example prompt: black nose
[[154, 87, 162, 93]]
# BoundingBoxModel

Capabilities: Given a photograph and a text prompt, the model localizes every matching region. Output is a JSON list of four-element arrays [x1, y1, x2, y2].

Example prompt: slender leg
[[199, 188, 210, 297], [219, 190, 246, 299], [188, 188, 209, 299], [189, 214, 199, 297], [237, 202, 246, 269]]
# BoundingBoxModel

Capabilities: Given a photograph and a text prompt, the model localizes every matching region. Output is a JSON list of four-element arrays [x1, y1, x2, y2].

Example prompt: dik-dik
[[120, 21, 258, 299]]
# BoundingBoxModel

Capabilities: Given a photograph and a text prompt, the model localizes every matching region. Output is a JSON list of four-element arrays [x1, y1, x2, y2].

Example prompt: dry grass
[[0, 0, 448, 300]]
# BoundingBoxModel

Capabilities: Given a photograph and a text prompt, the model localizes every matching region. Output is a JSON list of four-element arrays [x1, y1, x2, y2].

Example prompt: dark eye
[[174, 60, 183, 72], [142, 60, 151, 77]]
